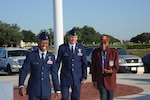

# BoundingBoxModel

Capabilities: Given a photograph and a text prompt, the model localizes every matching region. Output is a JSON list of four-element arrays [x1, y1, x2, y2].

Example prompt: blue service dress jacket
[[56, 43, 87, 86], [19, 50, 60, 97]]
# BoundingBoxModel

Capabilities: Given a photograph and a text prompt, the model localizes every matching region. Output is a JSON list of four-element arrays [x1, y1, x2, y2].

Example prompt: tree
[[64, 26, 101, 44], [0, 21, 23, 47], [79, 26, 100, 44], [21, 30, 37, 42], [48, 28, 54, 48], [64, 25, 119, 45], [130, 32, 150, 43]]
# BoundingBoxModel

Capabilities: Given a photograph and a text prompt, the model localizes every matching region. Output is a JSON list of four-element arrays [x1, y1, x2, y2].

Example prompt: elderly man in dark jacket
[[91, 35, 119, 100]]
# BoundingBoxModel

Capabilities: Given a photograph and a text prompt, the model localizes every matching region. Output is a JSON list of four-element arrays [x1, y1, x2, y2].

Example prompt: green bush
[[85, 43, 150, 49], [127, 44, 150, 49], [111, 44, 150, 49]]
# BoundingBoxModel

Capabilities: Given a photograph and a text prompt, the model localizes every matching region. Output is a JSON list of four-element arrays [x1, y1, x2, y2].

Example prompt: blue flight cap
[[39, 32, 49, 40], [69, 28, 78, 36]]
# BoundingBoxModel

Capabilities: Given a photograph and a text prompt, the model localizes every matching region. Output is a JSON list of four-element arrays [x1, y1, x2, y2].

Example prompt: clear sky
[[1, 0, 150, 40]]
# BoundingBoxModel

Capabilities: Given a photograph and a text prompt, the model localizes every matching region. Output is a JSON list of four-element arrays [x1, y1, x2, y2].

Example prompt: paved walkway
[[13, 73, 150, 100], [114, 73, 150, 100]]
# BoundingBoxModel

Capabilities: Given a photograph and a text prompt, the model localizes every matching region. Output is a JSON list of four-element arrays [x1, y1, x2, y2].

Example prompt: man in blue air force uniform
[[56, 28, 88, 100], [19, 32, 61, 100]]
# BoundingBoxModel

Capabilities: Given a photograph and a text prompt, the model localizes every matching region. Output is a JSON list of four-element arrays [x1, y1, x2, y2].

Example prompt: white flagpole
[[53, 0, 64, 56]]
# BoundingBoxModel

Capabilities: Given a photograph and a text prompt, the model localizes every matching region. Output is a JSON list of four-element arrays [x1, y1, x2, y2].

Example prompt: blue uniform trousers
[[61, 85, 81, 100], [29, 95, 50, 100]]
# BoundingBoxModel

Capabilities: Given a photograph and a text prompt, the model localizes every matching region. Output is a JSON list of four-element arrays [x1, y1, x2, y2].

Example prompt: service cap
[[39, 32, 49, 40], [69, 28, 78, 36]]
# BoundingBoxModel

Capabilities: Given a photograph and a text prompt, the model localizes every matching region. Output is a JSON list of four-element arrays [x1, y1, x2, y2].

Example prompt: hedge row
[[86, 43, 150, 49], [113, 44, 150, 49]]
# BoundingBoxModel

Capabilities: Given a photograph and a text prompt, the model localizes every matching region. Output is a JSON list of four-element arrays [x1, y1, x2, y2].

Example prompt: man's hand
[[54, 92, 62, 100], [19, 86, 26, 96], [104, 68, 113, 74], [81, 78, 86, 84], [93, 82, 97, 89]]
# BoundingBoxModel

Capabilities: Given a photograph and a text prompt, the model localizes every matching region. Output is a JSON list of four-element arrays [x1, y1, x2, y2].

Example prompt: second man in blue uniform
[[56, 28, 88, 100]]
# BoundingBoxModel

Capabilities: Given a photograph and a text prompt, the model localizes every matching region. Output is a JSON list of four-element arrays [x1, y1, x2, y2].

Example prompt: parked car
[[142, 54, 150, 73], [0, 48, 28, 74], [28, 46, 38, 51], [86, 46, 144, 73]]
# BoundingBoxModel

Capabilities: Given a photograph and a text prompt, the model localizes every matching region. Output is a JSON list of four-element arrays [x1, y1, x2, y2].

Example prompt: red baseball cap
[[100, 35, 109, 43]]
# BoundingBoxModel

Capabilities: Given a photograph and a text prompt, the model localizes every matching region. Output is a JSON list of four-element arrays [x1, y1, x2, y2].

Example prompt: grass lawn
[[127, 48, 150, 57]]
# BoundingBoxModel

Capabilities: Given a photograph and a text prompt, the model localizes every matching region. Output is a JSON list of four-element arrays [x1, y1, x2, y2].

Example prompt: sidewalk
[[114, 73, 150, 100]]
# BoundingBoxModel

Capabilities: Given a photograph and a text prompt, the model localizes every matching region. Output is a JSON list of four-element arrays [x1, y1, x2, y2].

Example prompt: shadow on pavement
[[120, 78, 150, 83], [116, 94, 150, 100]]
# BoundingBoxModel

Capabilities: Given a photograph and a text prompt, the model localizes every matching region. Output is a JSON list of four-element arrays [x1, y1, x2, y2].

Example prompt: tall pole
[[53, 0, 64, 56]]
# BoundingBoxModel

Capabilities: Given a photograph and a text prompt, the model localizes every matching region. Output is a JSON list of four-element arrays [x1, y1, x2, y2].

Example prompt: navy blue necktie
[[41, 53, 44, 60], [71, 46, 74, 54]]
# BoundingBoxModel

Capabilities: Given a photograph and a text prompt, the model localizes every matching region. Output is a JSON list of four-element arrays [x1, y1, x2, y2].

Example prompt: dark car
[[142, 54, 150, 73]]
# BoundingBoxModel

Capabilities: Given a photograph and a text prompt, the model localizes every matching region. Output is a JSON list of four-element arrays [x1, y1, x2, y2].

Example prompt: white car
[[86, 46, 144, 73], [0, 48, 28, 74]]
